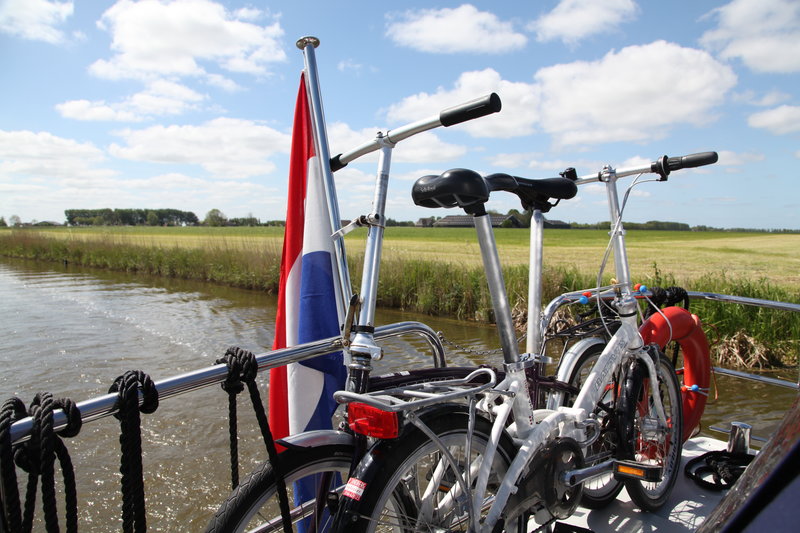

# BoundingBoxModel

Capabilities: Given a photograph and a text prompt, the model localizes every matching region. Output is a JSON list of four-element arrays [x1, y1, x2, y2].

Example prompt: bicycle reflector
[[347, 402, 400, 439]]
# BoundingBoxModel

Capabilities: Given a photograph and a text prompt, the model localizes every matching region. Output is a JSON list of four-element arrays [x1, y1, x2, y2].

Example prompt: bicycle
[[204, 88, 510, 532], [330, 152, 718, 531]]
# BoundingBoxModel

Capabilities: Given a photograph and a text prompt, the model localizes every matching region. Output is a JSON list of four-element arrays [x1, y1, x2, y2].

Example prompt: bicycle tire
[[334, 406, 522, 532], [204, 443, 352, 532], [205, 366, 490, 532], [616, 349, 683, 512], [562, 342, 625, 509]]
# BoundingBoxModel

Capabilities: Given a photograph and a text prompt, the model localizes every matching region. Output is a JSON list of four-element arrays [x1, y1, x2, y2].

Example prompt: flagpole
[[296, 36, 352, 321]]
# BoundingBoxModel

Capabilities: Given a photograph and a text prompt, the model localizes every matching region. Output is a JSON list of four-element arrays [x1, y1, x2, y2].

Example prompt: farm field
[[2, 225, 799, 366], [21, 225, 800, 289]]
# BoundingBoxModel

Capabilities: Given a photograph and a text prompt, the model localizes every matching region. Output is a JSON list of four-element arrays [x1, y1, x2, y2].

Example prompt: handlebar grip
[[330, 154, 346, 172], [667, 151, 718, 171], [439, 93, 501, 127]]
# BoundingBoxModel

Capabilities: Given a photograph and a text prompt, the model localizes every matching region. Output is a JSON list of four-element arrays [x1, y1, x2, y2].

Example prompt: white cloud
[[337, 59, 363, 74], [716, 150, 766, 165], [535, 41, 737, 146], [0, 129, 113, 179], [747, 105, 800, 134], [386, 69, 540, 138], [55, 100, 143, 122], [0, 0, 73, 44], [56, 80, 207, 122], [90, 0, 286, 81], [732, 89, 792, 107], [385, 4, 526, 54], [530, 0, 638, 44], [108, 118, 291, 178], [701, 0, 800, 73]]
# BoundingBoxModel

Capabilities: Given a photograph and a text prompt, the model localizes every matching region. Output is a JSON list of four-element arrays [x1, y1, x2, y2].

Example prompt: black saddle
[[412, 169, 577, 213]]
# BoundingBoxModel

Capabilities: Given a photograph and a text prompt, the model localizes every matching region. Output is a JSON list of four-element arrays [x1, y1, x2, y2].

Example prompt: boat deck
[[558, 437, 727, 532]]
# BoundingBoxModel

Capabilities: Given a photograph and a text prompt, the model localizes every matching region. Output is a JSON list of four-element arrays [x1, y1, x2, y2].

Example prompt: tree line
[[65, 208, 199, 226]]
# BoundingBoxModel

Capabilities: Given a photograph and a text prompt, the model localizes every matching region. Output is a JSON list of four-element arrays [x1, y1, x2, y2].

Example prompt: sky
[[1, 0, 799, 230]]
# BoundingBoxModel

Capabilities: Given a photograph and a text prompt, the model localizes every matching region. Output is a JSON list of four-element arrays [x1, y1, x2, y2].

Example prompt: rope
[[1, 397, 26, 532], [684, 450, 754, 491], [0, 394, 81, 533], [109, 370, 159, 533], [216, 346, 292, 533]]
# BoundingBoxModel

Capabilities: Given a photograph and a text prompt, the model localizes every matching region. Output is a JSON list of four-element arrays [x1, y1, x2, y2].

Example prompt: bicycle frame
[[334, 160, 681, 532]]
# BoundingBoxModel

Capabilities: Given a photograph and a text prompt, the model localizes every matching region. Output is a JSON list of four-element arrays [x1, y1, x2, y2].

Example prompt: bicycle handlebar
[[439, 93, 502, 127], [331, 93, 501, 171], [667, 151, 718, 171], [576, 151, 718, 184]]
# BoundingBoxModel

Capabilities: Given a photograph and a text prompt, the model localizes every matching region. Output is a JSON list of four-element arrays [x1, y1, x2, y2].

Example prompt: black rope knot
[[216, 346, 258, 395], [108, 370, 159, 533], [109, 369, 159, 417], [1, 393, 81, 533], [214, 346, 292, 532]]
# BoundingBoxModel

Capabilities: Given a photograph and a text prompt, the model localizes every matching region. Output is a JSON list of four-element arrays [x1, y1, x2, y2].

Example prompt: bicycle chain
[[436, 331, 526, 358]]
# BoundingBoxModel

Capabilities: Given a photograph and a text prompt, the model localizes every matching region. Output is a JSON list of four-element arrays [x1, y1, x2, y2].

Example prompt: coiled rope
[[108, 370, 159, 533], [215, 346, 291, 533], [685, 450, 754, 491], [0, 393, 81, 533]]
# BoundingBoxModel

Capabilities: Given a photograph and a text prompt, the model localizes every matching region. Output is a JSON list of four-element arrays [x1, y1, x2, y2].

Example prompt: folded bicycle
[[330, 152, 718, 532]]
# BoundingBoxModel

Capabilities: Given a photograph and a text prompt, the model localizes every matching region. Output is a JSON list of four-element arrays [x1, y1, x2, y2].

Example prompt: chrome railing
[[10, 320, 445, 445]]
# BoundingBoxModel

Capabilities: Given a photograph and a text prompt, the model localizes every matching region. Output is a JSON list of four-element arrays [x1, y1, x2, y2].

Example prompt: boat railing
[[10, 291, 799, 444], [8, 320, 445, 445]]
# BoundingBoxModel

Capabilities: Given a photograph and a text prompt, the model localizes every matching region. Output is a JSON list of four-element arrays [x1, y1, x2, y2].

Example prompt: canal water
[[0, 258, 796, 531]]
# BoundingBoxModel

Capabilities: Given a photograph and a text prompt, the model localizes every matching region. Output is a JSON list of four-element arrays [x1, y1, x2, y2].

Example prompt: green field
[[2, 226, 798, 366], [16, 225, 800, 289]]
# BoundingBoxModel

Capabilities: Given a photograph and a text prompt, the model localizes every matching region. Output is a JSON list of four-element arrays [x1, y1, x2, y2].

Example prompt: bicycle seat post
[[472, 208, 520, 365], [526, 209, 545, 355]]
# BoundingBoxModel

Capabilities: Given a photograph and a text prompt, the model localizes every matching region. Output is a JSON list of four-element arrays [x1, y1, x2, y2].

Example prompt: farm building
[[415, 215, 571, 229], [432, 214, 523, 228]]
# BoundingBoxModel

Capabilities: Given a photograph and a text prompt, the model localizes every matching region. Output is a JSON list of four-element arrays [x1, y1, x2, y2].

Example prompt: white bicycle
[[331, 152, 718, 532]]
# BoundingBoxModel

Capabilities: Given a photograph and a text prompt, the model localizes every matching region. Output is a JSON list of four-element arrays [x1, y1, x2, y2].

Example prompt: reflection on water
[[0, 258, 795, 531]]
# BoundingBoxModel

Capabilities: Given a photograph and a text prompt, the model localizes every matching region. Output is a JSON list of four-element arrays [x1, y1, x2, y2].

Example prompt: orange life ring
[[639, 306, 711, 442]]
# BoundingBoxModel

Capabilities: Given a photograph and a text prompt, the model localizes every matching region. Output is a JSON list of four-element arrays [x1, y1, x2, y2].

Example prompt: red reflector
[[347, 402, 399, 439]]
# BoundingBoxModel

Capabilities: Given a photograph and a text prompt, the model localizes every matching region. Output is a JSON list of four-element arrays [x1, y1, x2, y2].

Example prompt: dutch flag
[[269, 73, 346, 446]]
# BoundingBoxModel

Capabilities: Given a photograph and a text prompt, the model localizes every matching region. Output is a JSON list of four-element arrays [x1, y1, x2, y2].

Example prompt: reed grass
[[2, 228, 798, 367]]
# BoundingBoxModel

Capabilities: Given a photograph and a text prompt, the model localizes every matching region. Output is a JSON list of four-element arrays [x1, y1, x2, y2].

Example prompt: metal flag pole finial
[[296, 36, 320, 50]]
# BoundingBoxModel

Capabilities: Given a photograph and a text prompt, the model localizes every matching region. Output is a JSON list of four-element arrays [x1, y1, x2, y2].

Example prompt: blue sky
[[1, 0, 798, 229]]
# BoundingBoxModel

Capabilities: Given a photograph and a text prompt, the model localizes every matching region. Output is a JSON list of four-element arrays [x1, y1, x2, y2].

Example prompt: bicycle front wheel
[[204, 443, 354, 533], [336, 407, 520, 532], [563, 342, 624, 509], [617, 349, 683, 512]]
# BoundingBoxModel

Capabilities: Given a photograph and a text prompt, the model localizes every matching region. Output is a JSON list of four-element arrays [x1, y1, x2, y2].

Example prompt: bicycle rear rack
[[333, 367, 497, 412]]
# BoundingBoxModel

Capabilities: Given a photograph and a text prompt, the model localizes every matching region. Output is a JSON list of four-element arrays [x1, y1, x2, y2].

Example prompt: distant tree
[[9, 215, 21, 227], [204, 209, 227, 226], [146, 211, 159, 226], [0, 216, 6, 227]]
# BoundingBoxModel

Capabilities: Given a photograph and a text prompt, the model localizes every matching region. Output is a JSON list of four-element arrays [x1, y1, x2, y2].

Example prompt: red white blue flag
[[269, 73, 346, 447]]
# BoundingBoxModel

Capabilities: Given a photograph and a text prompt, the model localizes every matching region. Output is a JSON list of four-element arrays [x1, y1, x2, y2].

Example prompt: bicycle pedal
[[612, 460, 662, 482]]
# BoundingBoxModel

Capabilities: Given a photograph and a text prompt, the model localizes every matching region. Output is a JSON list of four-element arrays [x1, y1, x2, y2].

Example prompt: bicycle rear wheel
[[204, 443, 352, 532], [205, 367, 491, 532], [334, 406, 520, 532], [562, 342, 624, 509], [616, 349, 683, 512]]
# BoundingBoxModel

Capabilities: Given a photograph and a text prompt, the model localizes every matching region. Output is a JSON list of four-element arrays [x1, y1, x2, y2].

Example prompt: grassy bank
[[2, 227, 798, 367]]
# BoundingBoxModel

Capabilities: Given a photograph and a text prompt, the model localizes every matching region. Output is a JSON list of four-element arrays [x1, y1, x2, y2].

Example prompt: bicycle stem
[[347, 140, 394, 390]]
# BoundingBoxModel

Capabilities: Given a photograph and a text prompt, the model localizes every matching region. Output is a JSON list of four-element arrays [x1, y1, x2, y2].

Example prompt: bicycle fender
[[639, 306, 711, 442], [276, 429, 354, 450], [547, 336, 607, 410], [332, 404, 473, 530]]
